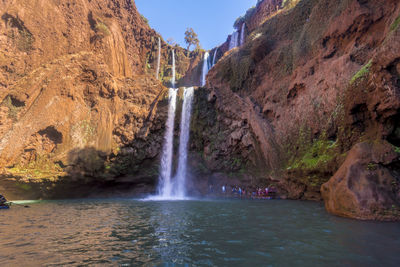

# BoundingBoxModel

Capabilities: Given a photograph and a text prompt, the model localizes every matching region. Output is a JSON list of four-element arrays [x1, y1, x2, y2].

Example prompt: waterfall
[[156, 37, 161, 79], [229, 31, 239, 50], [212, 48, 218, 66], [158, 88, 177, 198], [240, 23, 246, 46], [172, 49, 176, 88], [174, 87, 195, 198], [201, 52, 210, 87]]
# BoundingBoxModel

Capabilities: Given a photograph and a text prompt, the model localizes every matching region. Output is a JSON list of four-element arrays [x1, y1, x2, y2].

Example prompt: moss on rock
[[350, 60, 372, 84]]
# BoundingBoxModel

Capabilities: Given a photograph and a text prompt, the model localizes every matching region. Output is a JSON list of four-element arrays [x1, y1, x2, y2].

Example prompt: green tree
[[184, 28, 199, 51]]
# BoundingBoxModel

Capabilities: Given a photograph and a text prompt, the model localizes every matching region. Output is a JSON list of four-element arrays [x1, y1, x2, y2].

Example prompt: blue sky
[[135, 0, 258, 50]]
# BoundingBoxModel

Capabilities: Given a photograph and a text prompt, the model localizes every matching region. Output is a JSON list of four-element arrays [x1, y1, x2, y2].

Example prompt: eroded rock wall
[[199, 0, 400, 219], [0, 0, 198, 199]]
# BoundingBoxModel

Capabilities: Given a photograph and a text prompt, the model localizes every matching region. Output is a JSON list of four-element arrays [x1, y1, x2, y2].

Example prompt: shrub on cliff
[[95, 22, 111, 37], [281, 0, 300, 9]]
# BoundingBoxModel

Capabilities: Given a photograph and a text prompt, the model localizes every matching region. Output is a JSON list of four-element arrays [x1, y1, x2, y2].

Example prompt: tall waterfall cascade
[[175, 87, 195, 198], [240, 23, 246, 46], [154, 87, 195, 200], [156, 37, 161, 79], [201, 52, 210, 87], [157, 88, 177, 198]]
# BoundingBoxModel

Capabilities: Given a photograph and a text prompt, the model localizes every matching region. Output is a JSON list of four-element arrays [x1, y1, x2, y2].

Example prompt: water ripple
[[1, 199, 400, 266]]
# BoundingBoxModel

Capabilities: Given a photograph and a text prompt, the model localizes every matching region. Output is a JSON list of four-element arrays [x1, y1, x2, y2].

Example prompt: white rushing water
[[229, 31, 239, 50], [156, 37, 161, 79], [240, 23, 246, 46], [174, 87, 195, 198], [201, 52, 210, 86], [171, 49, 176, 88], [157, 88, 177, 198], [212, 48, 218, 66]]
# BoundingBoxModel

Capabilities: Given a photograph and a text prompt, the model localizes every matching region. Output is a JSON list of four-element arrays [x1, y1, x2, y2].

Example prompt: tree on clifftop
[[184, 28, 199, 51]]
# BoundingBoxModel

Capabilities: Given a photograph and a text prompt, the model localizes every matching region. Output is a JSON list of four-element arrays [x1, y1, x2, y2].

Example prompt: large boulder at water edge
[[321, 142, 400, 221]]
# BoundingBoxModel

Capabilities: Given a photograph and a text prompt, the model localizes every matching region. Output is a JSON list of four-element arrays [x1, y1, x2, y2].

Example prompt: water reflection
[[1, 199, 400, 266], [149, 201, 191, 265]]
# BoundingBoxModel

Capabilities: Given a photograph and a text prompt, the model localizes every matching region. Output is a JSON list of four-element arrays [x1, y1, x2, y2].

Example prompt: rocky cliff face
[[1, 0, 399, 220], [198, 0, 400, 220], [0, 0, 201, 199]]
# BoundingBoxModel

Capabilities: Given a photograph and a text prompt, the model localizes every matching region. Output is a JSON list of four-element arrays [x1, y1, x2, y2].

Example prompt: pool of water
[[1, 199, 399, 266]]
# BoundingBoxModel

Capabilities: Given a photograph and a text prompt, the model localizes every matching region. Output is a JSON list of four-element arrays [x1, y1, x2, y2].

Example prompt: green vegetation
[[141, 15, 149, 25], [15, 182, 32, 191], [8, 156, 63, 181], [350, 60, 372, 84], [281, 0, 301, 9], [287, 139, 337, 171], [2, 95, 23, 121], [9, 28, 34, 52], [392, 145, 400, 154], [285, 128, 340, 178], [367, 163, 378, 171], [95, 21, 111, 36], [285, 134, 340, 188], [390, 13, 400, 32], [218, 45, 254, 92], [17, 29, 33, 51]]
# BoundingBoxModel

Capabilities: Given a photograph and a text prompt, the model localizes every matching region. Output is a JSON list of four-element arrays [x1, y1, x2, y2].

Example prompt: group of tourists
[[217, 185, 278, 200]]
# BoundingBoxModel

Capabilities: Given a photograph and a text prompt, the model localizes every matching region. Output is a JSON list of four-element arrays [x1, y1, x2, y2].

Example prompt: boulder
[[321, 142, 400, 221]]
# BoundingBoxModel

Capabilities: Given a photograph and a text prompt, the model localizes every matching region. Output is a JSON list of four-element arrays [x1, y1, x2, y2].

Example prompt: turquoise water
[[1, 199, 399, 266]]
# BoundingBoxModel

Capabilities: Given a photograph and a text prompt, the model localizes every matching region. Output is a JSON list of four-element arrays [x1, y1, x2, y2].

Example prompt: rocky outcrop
[[321, 142, 400, 221], [246, 0, 283, 33]]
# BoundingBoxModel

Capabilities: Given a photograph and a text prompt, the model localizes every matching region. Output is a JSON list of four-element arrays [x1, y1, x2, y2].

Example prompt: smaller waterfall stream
[[212, 48, 218, 67], [171, 50, 176, 88], [156, 37, 161, 79], [201, 52, 210, 86], [157, 88, 177, 198], [229, 31, 239, 50], [240, 23, 246, 46]]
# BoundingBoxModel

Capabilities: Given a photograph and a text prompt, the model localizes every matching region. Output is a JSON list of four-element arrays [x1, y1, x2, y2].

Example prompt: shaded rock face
[[199, 0, 400, 219], [321, 142, 400, 221]]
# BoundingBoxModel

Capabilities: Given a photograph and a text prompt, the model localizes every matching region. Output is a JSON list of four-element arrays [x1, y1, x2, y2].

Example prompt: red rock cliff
[[198, 0, 400, 220], [0, 0, 197, 199]]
